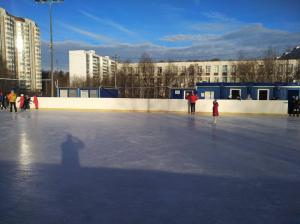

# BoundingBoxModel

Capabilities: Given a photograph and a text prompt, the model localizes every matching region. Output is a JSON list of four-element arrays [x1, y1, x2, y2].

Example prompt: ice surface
[[0, 110, 300, 224]]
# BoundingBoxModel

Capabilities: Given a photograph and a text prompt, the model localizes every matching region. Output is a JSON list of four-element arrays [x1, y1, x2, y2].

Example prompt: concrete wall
[[35, 98, 288, 114]]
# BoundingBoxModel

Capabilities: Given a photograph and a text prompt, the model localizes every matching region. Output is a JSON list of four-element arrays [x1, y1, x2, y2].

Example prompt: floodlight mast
[[35, 0, 64, 97]]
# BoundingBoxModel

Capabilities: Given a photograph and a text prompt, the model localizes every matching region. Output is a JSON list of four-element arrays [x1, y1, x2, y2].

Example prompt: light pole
[[113, 54, 119, 89], [35, 0, 63, 97]]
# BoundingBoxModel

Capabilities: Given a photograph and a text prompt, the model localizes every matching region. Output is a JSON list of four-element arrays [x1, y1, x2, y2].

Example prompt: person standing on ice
[[188, 91, 198, 114], [8, 90, 17, 113], [18, 94, 25, 110], [33, 95, 39, 109], [24, 95, 31, 111], [212, 99, 219, 125]]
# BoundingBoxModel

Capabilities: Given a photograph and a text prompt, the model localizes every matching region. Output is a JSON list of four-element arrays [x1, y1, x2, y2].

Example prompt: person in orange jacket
[[33, 95, 39, 109], [8, 90, 17, 113]]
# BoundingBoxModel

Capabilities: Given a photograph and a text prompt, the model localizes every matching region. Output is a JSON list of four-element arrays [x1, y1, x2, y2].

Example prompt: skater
[[24, 95, 31, 110], [185, 92, 191, 114], [212, 99, 219, 125], [187, 91, 198, 114], [18, 94, 25, 110], [33, 95, 39, 109], [8, 90, 17, 113], [2, 94, 7, 110]]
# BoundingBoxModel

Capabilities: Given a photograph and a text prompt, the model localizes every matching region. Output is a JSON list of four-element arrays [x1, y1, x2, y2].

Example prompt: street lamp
[[35, 0, 63, 97]]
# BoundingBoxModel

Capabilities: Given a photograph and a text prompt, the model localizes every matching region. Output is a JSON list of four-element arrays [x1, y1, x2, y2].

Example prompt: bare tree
[[262, 47, 278, 82], [236, 60, 258, 82], [70, 75, 86, 88], [138, 53, 155, 98], [295, 60, 300, 81], [187, 64, 196, 87]]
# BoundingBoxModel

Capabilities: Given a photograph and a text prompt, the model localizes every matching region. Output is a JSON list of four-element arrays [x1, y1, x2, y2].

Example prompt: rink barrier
[[29, 98, 289, 115]]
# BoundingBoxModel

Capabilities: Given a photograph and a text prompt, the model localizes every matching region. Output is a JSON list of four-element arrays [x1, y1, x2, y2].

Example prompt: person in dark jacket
[[24, 95, 31, 110]]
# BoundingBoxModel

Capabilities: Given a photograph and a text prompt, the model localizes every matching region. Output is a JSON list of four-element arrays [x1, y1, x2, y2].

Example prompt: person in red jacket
[[18, 94, 25, 110], [213, 99, 219, 124], [189, 91, 198, 114], [33, 95, 39, 109]]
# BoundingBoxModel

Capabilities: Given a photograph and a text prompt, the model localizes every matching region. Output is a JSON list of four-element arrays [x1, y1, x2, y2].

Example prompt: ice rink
[[0, 110, 300, 224]]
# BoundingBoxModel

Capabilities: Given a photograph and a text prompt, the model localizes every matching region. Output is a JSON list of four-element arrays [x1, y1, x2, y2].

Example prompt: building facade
[[69, 50, 116, 86], [0, 7, 42, 92], [120, 59, 300, 86]]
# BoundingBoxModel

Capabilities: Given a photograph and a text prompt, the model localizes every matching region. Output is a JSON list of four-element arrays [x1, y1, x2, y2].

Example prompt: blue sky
[[1, 0, 300, 70]]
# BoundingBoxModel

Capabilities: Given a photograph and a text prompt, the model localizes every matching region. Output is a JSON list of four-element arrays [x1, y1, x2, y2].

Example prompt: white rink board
[[35, 98, 288, 114]]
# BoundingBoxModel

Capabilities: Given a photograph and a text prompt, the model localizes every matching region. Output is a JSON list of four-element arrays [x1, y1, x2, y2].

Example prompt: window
[[213, 65, 219, 74], [222, 65, 228, 74], [206, 66, 211, 74], [288, 64, 293, 73], [222, 77, 228, 82], [204, 91, 215, 99], [258, 89, 269, 100], [230, 89, 241, 99], [198, 66, 202, 74], [231, 65, 237, 73], [157, 67, 163, 75], [278, 64, 283, 73], [214, 77, 219, 82]]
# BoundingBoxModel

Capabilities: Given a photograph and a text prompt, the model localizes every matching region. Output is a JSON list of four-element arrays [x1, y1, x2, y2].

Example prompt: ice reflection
[[19, 132, 32, 167]]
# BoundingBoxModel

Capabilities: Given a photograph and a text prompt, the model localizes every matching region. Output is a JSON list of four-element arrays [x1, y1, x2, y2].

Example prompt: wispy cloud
[[201, 11, 237, 23], [79, 10, 135, 36], [59, 22, 115, 44], [160, 24, 300, 46]]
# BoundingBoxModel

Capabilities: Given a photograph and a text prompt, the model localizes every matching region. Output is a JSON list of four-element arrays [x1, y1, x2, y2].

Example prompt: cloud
[[201, 11, 237, 23], [160, 34, 217, 42], [79, 10, 135, 36], [59, 22, 115, 44], [41, 22, 300, 71]]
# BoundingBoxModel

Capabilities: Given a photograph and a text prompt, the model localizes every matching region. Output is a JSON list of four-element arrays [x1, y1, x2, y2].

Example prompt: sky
[[0, 0, 300, 70]]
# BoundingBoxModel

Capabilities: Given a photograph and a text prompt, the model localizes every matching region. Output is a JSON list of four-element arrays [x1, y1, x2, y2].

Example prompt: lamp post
[[113, 54, 119, 89], [35, 0, 63, 97]]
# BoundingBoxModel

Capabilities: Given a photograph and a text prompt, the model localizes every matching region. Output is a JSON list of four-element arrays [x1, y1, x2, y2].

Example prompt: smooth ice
[[0, 110, 300, 224]]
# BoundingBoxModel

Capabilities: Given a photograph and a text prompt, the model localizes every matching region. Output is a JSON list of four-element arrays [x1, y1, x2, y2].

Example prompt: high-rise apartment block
[[69, 50, 116, 86], [0, 7, 41, 92]]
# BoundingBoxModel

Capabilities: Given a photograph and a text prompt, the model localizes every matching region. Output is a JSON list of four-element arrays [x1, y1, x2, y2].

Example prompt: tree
[[294, 60, 300, 81], [236, 60, 258, 82], [138, 53, 155, 98], [262, 47, 278, 82], [161, 62, 178, 98], [187, 65, 196, 87]]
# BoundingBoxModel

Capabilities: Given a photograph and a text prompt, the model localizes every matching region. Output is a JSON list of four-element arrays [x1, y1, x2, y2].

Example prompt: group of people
[[290, 96, 300, 117], [185, 91, 219, 125], [0, 90, 39, 113]]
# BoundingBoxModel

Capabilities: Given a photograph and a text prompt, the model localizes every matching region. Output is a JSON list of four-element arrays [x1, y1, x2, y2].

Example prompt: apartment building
[[69, 50, 116, 86], [0, 7, 42, 92]]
